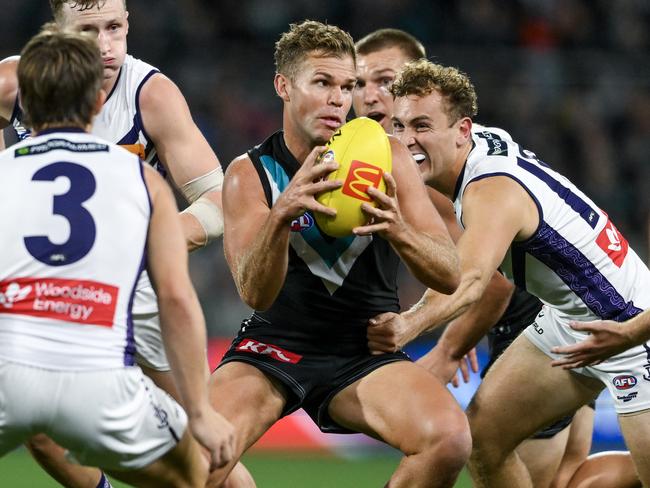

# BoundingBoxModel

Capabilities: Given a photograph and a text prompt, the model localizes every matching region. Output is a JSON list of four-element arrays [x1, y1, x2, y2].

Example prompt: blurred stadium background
[[1, 0, 649, 486]]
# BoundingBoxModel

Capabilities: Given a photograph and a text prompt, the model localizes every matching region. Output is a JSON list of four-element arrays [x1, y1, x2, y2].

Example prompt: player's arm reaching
[[368, 175, 536, 354], [223, 146, 342, 311], [355, 137, 460, 293], [139, 74, 225, 251], [551, 308, 650, 369], [143, 163, 235, 470], [415, 188, 514, 384]]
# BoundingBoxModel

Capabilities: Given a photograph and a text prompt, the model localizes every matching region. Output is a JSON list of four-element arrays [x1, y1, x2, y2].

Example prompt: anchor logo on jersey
[[0, 282, 32, 309]]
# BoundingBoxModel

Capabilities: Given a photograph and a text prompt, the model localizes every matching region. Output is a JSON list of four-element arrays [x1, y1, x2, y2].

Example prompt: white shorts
[[133, 311, 170, 372], [524, 306, 650, 414], [0, 361, 187, 470]]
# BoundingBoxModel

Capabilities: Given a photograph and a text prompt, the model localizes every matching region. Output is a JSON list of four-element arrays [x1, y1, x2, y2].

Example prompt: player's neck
[[33, 122, 90, 136], [435, 142, 473, 199], [101, 70, 120, 101], [282, 126, 313, 165]]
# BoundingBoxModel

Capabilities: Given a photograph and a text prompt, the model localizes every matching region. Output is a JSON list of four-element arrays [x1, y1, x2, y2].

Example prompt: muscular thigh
[[469, 334, 602, 451], [328, 361, 467, 451], [209, 361, 287, 450]]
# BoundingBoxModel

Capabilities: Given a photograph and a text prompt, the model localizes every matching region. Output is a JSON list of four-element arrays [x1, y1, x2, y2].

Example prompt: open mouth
[[366, 112, 385, 123], [412, 153, 426, 165]]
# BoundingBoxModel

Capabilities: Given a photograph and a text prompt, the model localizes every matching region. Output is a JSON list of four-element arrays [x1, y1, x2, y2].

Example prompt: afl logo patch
[[290, 213, 314, 232], [613, 375, 637, 390]]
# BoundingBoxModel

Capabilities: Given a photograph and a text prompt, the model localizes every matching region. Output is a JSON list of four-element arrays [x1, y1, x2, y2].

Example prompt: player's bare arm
[[416, 187, 514, 383], [222, 147, 341, 310], [419, 271, 514, 383], [368, 176, 535, 353], [357, 137, 460, 294], [143, 164, 235, 469], [0, 56, 19, 128], [551, 308, 650, 369], [139, 73, 225, 251]]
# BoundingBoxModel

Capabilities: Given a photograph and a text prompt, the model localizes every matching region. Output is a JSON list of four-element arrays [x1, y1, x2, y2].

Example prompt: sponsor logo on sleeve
[[613, 374, 637, 390], [341, 160, 383, 202], [0, 277, 117, 326], [236, 339, 302, 364], [596, 219, 629, 268]]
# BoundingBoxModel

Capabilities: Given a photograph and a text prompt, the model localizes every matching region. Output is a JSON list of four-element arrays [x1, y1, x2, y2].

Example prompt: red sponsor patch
[[596, 219, 629, 268], [341, 160, 383, 202], [0, 277, 118, 327], [236, 339, 302, 364]]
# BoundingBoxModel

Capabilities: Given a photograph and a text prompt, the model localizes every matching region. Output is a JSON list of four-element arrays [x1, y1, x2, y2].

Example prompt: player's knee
[[411, 412, 472, 470], [467, 402, 506, 467]]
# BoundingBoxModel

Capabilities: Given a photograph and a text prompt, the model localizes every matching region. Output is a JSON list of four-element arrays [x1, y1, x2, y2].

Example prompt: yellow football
[[315, 117, 392, 237]]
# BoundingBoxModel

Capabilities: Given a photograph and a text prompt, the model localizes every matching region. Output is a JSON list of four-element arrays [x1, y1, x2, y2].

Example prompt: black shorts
[[217, 326, 409, 434], [483, 290, 596, 439]]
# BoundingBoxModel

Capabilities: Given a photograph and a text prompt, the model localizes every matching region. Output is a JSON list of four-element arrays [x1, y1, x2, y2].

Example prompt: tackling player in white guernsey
[[0, 2, 255, 488], [369, 59, 650, 488], [0, 28, 235, 487]]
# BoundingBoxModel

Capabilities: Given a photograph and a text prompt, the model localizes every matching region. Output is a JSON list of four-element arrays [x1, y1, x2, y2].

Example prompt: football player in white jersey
[[367, 59, 650, 488], [0, 27, 235, 487], [0, 2, 254, 488], [353, 30, 640, 488]]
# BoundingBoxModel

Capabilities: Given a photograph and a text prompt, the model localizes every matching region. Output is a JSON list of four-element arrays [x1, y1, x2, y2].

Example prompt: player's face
[[353, 47, 410, 133], [284, 53, 356, 145], [59, 0, 129, 85], [392, 91, 462, 184]]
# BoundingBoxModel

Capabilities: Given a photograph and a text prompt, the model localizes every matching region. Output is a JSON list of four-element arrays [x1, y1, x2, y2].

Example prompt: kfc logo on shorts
[[0, 277, 117, 326], [290, 213, 314, 232], [236, 339, 302, 364], [341, 160, 383, 202], [613, 375, 637, 390], [596, 219, 629, 268]]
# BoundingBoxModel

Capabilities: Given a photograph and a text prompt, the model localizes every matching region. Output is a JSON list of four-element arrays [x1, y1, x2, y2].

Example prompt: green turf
[[0, 447, 473, 487]]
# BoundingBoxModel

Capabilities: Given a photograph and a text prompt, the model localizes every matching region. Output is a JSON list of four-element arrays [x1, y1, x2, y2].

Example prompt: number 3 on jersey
[[24, 162, 97, 266]]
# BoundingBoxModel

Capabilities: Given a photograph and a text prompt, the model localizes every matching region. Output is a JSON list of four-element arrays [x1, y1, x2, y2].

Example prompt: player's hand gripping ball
[[315, 117, 392, 237]]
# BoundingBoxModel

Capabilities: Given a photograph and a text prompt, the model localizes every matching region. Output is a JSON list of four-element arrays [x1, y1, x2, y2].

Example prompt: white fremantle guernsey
[[455, 124, 650, 323], [10, 54, 162, 315], [92, 54, 161, 315], [0, 130, 150, 370]]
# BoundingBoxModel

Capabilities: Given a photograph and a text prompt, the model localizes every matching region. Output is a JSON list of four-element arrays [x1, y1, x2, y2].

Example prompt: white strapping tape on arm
[[180, 166, 224, 243]]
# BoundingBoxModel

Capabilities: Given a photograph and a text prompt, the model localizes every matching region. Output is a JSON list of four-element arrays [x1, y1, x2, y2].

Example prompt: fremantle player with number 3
[[0, 29, 235, 487], [372, 59, 650, 488]]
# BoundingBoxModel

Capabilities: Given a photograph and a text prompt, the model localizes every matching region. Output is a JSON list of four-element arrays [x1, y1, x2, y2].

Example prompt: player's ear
[[94, 88, 107, 116], [457, 117, 472, 146], [274, 73, 291, 102], [124, 9, 129, 35]]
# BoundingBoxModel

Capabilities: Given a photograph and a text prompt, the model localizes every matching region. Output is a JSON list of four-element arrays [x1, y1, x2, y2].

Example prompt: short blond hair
[[392, 59, 478, 123], [274, 20, 355, 80], [18, 24, 103, 129], [49, 0, 127, 23]]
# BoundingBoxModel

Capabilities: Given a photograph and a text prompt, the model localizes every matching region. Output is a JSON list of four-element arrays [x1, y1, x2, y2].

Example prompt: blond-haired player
[[206, 20, 471, 488]]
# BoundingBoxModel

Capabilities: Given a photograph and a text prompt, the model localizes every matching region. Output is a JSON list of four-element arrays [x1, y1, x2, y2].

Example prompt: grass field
[[0, 448, 473, 487]]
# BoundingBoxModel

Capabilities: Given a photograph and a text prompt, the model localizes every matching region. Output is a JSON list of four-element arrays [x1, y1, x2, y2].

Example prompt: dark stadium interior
[[2, 0, 649, 337]]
